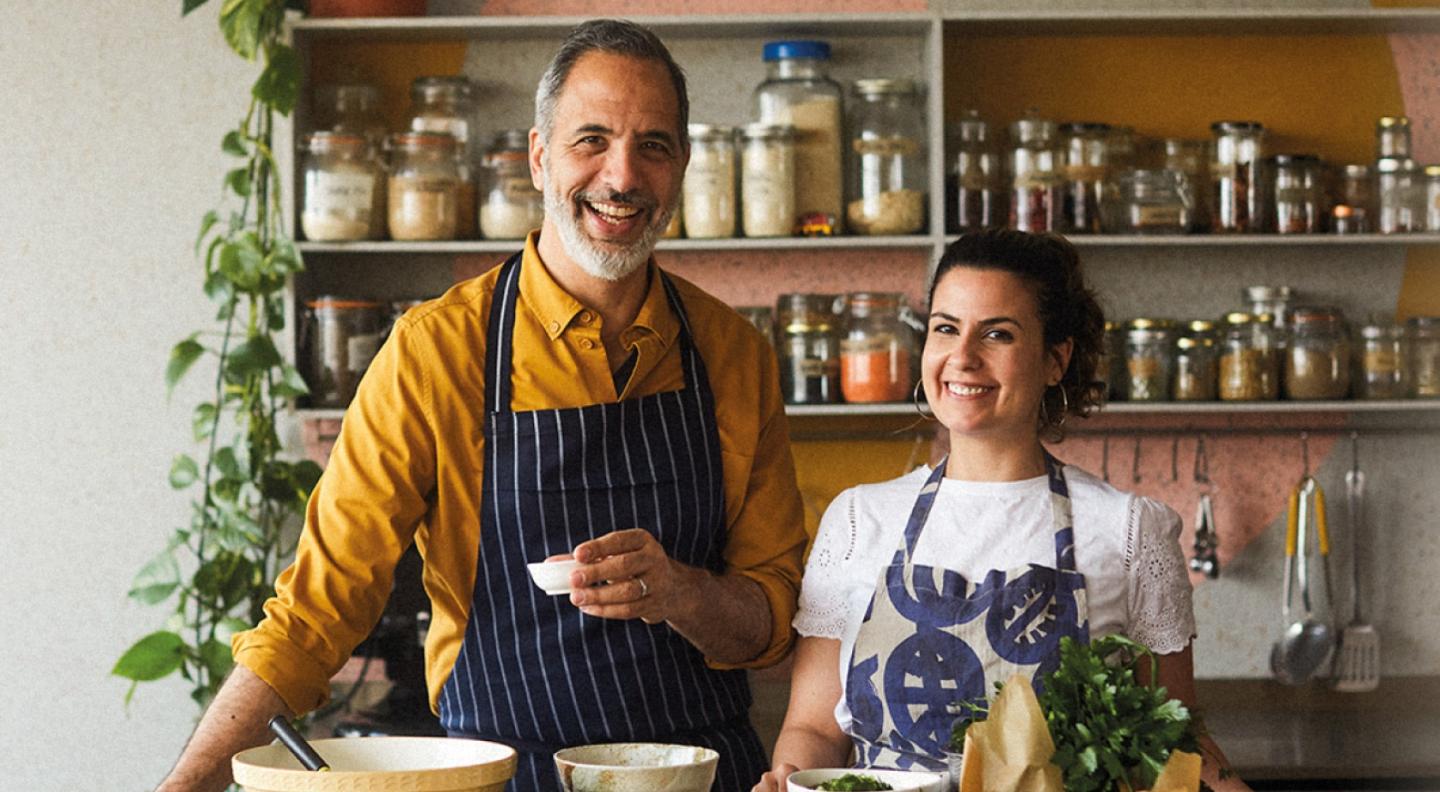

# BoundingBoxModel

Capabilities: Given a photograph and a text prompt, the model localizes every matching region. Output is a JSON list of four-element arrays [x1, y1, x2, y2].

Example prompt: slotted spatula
[[1334, 435, 1380, 692]]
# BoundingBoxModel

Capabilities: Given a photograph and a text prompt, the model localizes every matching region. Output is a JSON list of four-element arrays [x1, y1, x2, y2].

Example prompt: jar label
[[852, 135, 920, 157], [308, 172, 374, 213], [347, 332, 381, 374]]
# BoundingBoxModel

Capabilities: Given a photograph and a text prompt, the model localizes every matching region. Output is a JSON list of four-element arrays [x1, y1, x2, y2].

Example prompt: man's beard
[[541, 158, 676, 282]]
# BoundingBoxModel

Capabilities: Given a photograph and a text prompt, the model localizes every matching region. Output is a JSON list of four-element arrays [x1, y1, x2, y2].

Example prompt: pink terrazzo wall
[[1391, 33, 1440, 162]]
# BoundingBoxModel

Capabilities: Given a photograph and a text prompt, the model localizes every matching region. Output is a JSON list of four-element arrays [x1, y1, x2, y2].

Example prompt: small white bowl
[[527, 559, 581, 595], [787, 767, 949, 792], [554, 742, 718, 792]]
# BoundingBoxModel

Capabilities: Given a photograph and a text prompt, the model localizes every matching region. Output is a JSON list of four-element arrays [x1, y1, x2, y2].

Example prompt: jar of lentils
[[1284, 306, 1351, 400], [1173, 320, 1219, 401], [1356, 316, 1409, 400], [1408, 316, 1440, 398], [1125, 318, 1176, 402], [777, 293, 841, 404], [1219, 312, 1279, 400]]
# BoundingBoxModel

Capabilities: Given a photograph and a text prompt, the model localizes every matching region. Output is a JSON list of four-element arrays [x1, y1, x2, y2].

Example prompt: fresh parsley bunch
[[1037, 635, 1203, 792]]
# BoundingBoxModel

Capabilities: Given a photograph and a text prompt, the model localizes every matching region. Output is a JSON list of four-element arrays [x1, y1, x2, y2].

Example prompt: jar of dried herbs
[[1284, 306, 1351, 400], [1219, 311, 1279, 401], [1124, 318, 1176, 402], [1173, 320, 1219, 401]]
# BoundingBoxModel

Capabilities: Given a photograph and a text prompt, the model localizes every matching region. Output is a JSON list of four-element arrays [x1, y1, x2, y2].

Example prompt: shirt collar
[[519, 230, 680, 349]]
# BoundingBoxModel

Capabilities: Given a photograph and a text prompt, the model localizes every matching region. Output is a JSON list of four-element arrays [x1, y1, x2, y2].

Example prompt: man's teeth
[[588, 202, 640, 220], [947, 383, 991, 396]]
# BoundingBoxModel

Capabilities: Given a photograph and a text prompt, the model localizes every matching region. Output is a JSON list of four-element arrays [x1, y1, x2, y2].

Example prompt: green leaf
[[273, 363, 310, 400], [166, 336, 205, 394], [128, 551, 182, 605], [225, 165, 252, 198], [195, 210, 220, 255], [199, 638, 236, 682], [292, 460, 323, 496], [182, 0, 211, 15], [217, 238, 264, 291], [266, 293, 288, 330], [226, 334, 282, 379], [222, 129, 248, 157], [254, 44, 300, 116], [213, 446, 242, 480], [270, 237, 303, 277], [113, 631, 186, 682], [219, 0, 264, 60], [193, 551, 256, 610], [192, 402, 219, 442], [169, 455, 200, 489]]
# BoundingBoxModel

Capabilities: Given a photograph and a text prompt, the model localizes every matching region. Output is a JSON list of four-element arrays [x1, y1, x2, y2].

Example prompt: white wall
[[0, 3, 260, 789]]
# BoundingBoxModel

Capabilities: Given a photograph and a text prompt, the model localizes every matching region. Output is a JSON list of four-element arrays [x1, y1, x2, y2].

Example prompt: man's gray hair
[[534, 19, 689, 143]]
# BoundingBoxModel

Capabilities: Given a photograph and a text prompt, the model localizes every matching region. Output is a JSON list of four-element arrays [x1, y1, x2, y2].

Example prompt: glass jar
[[839, 292, 919, 403], [1095, 321, 1121, 401], [304, 296, 385, 408], [1113, 169, 1189, 234], [1245, 285, 1294, 333], [1425, 165, 1440, 232], [1059, 122, 1110, 234], [777, 293, 841, 404], [1219, 311, 1280, 401], [951, 109, 1005, 233], [661, 205, 683, 238], [683, 124, 738, 239], [408, 76, 478, 238], [477, 129, 544, 240], [1211, 121, 1265, 232], [1408, 316, 1440, 398], [387, 131, 460, 241], [754, 41, 844, 234], [1333, 164, 1374, 234], [1377, 157, 1424, 234], [301, 131, 385, 242], [737, 306, 775, 345], [1270, 154, 1323, 234], [847, 79, 927, 236], [315, 83, 389, 155], [1107, 126, 1139, 171], [1357, 317, 1409, 400], [739, 123, 797, 238], [1377, 115, 1412, 160], [1285, 306, 1351, 400], [1124, 318, 1176, 402], [1009, 111, 1061, 233], [1174, 320, 1219, 401], [1164, 138, 1210, 232]]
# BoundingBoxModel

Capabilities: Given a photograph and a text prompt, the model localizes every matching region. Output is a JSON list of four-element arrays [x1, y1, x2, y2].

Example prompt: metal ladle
[[1270, 475, 1336, 685]]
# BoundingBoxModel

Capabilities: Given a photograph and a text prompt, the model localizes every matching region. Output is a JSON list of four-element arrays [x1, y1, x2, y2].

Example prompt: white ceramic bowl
[[786, 767, 949, 792], [232, 736, 516, 792], [527, 559, 581, 595], [553, 742, 718, 792]]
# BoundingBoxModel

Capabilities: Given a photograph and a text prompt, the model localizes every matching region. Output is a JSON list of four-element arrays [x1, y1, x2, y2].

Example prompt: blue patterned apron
[[844, 454, 1089, 771], [439, 253, 766, 791]]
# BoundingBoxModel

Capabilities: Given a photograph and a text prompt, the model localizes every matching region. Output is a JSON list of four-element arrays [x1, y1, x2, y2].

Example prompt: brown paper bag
[[956, 673, 1064, 792], [1148, 749, 1202, 792]]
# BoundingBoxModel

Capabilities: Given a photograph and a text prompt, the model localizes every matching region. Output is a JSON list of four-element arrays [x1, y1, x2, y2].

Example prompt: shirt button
[[580, 311, 594, 324], [580, 339, 594, 350], [547, 321, 560, 334]]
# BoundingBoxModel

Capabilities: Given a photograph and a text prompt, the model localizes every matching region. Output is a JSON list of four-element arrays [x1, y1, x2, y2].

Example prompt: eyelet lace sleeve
[[1125, 496, 1197, 655], [793, 488, 861, 639]]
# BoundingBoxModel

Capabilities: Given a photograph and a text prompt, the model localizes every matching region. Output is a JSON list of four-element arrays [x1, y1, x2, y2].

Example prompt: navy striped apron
[[439, 253, 766, 791], [844, 453, 1089, 770]]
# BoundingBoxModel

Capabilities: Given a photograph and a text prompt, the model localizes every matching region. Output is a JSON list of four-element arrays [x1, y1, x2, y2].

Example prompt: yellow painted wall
[[310, 40, 469, 134]]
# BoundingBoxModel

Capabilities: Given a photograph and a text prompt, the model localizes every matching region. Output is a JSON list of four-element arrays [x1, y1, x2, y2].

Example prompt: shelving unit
[[284, 6, 1440, 424]]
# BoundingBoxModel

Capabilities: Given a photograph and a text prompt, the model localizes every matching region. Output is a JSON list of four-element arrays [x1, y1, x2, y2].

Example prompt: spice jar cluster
[[299, 295, 431, 408], [1100, 285, 1440, 404], [946, 111, 1440, 236], [300, 78, 544, 243], [736, 293, 923, 405]]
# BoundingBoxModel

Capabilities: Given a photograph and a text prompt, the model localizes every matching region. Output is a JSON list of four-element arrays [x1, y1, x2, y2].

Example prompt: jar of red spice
[[839, 292, 919, 403]]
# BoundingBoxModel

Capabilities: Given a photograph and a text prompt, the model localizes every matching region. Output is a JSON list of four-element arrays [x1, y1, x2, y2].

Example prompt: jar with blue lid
[[754, 40, 844, 234]]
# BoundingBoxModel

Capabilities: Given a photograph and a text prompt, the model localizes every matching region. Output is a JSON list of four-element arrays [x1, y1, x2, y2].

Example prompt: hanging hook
[[1193, 434, 1209, 485], [1101, 435, 1111, 483], [1171, 435, 1180, 483], [1350, 430, 1360, 474], [1301, 431, 1310, 478], [1132, 436, 1143, 485]]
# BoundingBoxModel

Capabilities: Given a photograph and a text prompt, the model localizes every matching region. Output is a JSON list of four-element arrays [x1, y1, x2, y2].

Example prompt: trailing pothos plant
[[112, 0, 321, 711]]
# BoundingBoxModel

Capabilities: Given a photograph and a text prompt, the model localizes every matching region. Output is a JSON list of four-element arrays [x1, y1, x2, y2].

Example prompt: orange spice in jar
[[839, 292, 918, 403]]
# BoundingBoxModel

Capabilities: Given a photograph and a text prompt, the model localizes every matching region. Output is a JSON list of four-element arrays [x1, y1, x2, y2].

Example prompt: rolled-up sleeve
[[230, 322, 438, 715]]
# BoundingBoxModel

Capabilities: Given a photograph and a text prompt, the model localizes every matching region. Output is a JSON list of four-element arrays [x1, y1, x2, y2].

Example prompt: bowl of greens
[[786, 768, 947, 792]]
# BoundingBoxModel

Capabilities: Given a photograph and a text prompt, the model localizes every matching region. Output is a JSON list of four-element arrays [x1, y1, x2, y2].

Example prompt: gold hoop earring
[[913, 380, 935, 422]]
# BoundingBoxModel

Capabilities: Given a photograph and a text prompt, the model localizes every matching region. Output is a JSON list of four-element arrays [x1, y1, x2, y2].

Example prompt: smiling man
[[156, 20, 807, 792]]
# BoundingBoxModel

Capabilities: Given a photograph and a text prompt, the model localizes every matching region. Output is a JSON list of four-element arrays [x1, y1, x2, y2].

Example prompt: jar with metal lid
[[1107, 126, 1139, 171], [737, 306, 775, 345], [1284, 306, 1351, 400], [478, 129, 544, 240], [316, 83, 389, 155], [1095, 321, 1124, 401], [303, 296, 385, 408], [1124, 318, 1176, 402], [1059, 122, 1110, 234], [1112, 169, 1189, 234], [1211, 121, 1265, 232], [407, 76, 477, 238], [1174, 320, 1219, 401], [301, 131, 384, 242], [683, 124, 738, 239], [847, 79, 926, 236], [740, 123, 797, 238], [1377, 157, 1424, 234], [1164, 138, 1210, 232], [951, 109, 1005, 233], [777, 293, 841, 404], [1357, 316, 1409, 400], [387, 131, 460, 241], [1424, 165, 1440, 232], [1408, 316, 1440, 398], [839, 292, 919, 403], [754, 41, 844, 234], [1333, 164, 1374, 234], [1009, 111, 1061, 232], [1244, 285, 1294, 333], [1377, 115, 1412, 160], [1270, 154, 1323, 234], [1219, 311, 1279, 400]]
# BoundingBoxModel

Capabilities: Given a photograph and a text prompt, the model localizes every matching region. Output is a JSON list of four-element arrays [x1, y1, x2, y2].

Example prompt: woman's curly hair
[[928, 229, 1106, 441]]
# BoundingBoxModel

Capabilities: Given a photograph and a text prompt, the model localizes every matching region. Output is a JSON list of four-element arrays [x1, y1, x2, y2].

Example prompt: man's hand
[[569, 528, 676, 624]]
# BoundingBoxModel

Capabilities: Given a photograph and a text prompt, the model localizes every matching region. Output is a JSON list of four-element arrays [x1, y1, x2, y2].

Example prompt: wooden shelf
[[289, 12, 934, 41], [941, 8, 1440, 36]]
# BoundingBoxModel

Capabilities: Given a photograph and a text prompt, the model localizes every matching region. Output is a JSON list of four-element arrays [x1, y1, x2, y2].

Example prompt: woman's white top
[[794, 463, 1197, 732]]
